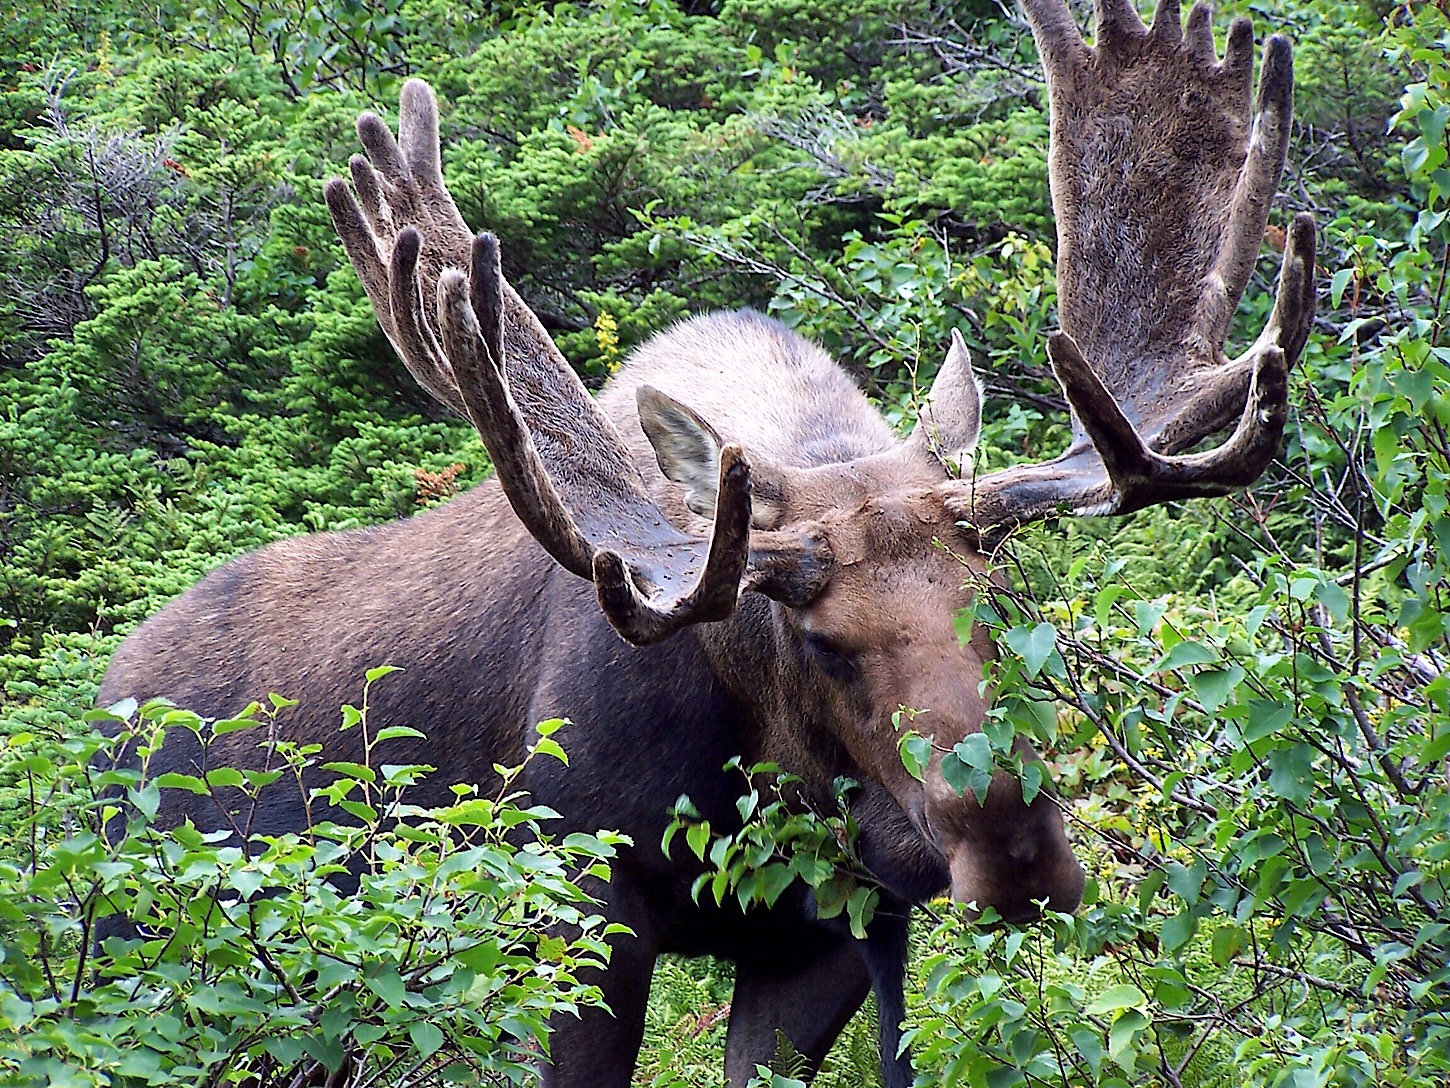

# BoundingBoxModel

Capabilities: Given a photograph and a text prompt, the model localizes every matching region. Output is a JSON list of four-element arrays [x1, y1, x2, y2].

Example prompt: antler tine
[[1020, 0, 1088, 73], [594, 447, 754, 645], [437, 229, 758, 645], [1184, 3, 1217, 63], [949, 6, 1316, 536], [327, 176, 466, 416], [431, 238, 594, 578], [1261, 213, 1317, 367], [1095, 0, 1146, 44], [1219, 18, 1257, 93], [325, 176, 389, 322], [327, 79, 770, 645], [1195, 33, 1296, 351], [388, 226, 469, 416], [1156, 210, 1317, 455], [398, 78, 447, 190], [1148, 0, 1181, 40]]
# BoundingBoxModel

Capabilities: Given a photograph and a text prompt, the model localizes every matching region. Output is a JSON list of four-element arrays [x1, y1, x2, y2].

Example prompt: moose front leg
[[540, 879, 661, 1088], [724, 936, 872, 1087]]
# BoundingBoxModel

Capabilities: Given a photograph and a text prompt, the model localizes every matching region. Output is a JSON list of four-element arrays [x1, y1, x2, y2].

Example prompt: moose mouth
[[946, 850, 1088, 925], [909, 764, 1087, 923]]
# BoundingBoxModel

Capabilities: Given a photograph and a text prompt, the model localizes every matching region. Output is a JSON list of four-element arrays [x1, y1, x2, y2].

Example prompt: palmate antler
[[950, 0, 1317, 532], [324, 82, 761, 645]]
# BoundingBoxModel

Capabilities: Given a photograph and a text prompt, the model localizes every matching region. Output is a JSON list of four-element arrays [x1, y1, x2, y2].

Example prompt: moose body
[[99, 2, 1317, 1085], [100, 310, 984, 1086]]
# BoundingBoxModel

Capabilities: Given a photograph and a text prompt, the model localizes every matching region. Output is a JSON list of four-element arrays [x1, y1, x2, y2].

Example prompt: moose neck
[[690, 595, 858, 804]]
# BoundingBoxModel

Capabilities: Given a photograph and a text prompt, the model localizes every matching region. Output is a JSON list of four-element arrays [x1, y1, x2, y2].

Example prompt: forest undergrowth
[[1, 1, 1447, 1085]]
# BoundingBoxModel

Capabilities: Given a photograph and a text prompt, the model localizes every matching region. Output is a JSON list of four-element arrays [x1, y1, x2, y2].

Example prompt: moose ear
[[908, 329, 983, 473], [637, 385, 726, 519], [638, 385, 790, 528]]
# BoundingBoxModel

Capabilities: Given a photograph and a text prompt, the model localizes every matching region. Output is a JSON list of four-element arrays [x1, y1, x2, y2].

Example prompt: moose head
[[322, 0, 1314, 924]]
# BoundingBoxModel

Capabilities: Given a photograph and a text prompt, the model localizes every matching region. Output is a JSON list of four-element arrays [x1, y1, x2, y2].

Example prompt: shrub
[[0, 670, 626, 1087]]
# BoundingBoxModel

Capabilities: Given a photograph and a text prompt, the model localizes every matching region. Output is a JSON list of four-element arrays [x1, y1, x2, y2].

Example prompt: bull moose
[[98, 1, 1316, 1084]]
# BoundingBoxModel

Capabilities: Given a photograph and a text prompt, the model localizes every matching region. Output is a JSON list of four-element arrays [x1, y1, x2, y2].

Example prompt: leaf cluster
[[0, 671, 627, 1087]]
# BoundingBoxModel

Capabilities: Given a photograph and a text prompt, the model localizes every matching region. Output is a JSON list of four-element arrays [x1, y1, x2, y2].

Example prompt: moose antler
[[325, 80, 757, 644], [950, 0, 1317, 532]]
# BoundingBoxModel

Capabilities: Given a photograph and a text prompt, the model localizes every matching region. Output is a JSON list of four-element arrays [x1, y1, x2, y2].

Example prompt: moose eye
[[802, 632, 859, 682]]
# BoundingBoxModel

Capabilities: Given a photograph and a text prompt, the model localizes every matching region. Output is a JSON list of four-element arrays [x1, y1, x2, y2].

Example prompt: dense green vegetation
[[1, 0, 1447, 1084]]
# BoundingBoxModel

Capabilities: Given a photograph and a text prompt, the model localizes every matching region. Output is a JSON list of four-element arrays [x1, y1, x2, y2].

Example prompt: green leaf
[[1313, 579, 1350, 623], [323, 761, 377, 783], [365, 664, 403, 683], [1330, 267, 1355, 308], [337, 799, 378, 822], [1094, 584, 1129, 630], [685, 821, 711, 861], [1019, 762, 1044, 806], [1004, 622, 1058, 678], [230, 867, 266, 899], [846, 885, 877, 939], [1160, 911, 1197, 953], [1211, 924, 1247, 965], [1138, 868, 1166, 914], [131, 782, 160, 821], [981, 712, 1015, 753], [100, 697, 139, 721], [1152, 640, 1217, 673], [1069, 1027, 1104, 1075], [1242, 701, 1294, 744], [1107, 1008, 1150, 1075], [409, 1020, 444, 1058], [1165, 860, 1205, 903], [952, 733, 993, 771], [760, 864, 796, 906], [1373, 423, 1401, 478], [1268, 744, 1315, 804], [161, 708, 204, 732], [899, 732, 931, 781], [1420, 102, 1449, 146], [1010, 698, 1058, 743], [374, 725, 427, 743], [365, 967, 407, 1008], [1420, 731, 1450, 764], [736, 788, 760, 821], [213, 716, 262, 737], [943, 734, 994, 803], [1188, 666, 1243, 714], [154, 772, 208, 795], [1086, 983, 1148, 1016]]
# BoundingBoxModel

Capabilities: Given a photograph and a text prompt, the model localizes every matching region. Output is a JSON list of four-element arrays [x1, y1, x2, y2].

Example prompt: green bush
[[665, 760, 881, 939], [0, 671, 626, 1087]]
